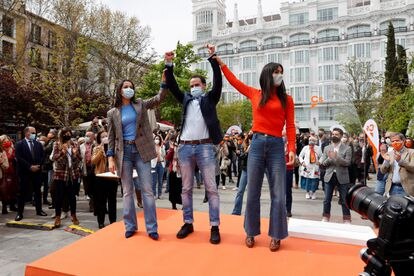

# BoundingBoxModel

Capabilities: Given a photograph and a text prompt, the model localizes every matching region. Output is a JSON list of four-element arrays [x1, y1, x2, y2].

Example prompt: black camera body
[[346, 185, 414, 276]]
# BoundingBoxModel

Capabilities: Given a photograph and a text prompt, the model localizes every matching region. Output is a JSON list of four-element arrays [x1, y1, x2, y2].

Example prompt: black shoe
[[36, 210, 47, 216], [125, 231, 135, 239], [98, 224, 105, 229], [203, 198, 208, 203], [210, 226, 221, 244], [148, 232, 159, 240], [287, 212, 292, 218], [15, 213, 23, 221], [176, 223, 194, 239], [43, 200, 51, 205]]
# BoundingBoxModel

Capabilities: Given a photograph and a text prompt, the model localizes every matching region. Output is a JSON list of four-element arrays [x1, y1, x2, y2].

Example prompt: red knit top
[[221, 65, 296, 153]]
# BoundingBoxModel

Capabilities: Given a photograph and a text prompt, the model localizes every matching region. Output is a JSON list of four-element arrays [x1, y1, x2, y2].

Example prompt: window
[[267, 53, 282, 63], [290, 33, 310, 46], [379, 19, 406, 34], [318, 65, 340, 81], [239, 72, 257, 87], [217, 43, 233, 55], [263, 36, 283, 49], [1, 40, 14, 61], [196, 10, 213, 25], [197, 30, 212, 40], [348, 43, 371, 58], [319, 107, 335, 121], [380, 38, 406, 57], [48, 31, 56, 48], [351, 0, 371, 7], [291, 87, 310, 103], [347, 24, 371, 38], [221, 57, 233, 70], [1, 16, 14, 38], [290, 50, 309, 65], [289, 12, 309, 25], [30, 24, 42, 44], [295, 107, 310, 121], [241, 56, 256, 70], [319, 84, 340, 102], [239, 40, 257, 53], [290, 67, 310, 83], [318, 47, 339, 62], [317, 8, 338, 21], [29, 47, 42, 68], [317, 29, 339, 42]]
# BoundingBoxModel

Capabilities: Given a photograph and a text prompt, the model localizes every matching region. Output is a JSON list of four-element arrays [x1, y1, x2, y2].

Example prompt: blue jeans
[[322, 173, 351, 220], [232, 170, 247, 215], [152, 162, 164, 197], [389, 184, 407, 197], [304, 177, 318, 193], [244, 134, 287, 240], [121, 144, 158, 234], [375, 173, 387, 195], [178, 143, 220, 226], [286, 169, 294, 213]]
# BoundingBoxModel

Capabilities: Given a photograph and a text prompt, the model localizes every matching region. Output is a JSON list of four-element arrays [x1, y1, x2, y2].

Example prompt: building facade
[[191, 0, 414, 131]]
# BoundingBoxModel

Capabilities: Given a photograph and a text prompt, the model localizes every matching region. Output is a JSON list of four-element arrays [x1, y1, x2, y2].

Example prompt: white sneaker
[[321, 217, 329, 222], [311, 193, 316, 200], [222, 186, 226, 190], [305, 192, 310, 199], [51, 213, 56, 219], [232, 187, 238, 191], [343, 220, 351, 225], [60, 212, 68, 219]]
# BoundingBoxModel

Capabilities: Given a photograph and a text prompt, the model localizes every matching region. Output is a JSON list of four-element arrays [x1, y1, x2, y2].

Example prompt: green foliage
[[137, 42, 204, 126], [396, 45, 409, 92], [379, 86, 414, 133], [217, 100, 252, 133], [385, 22, 398, 89]]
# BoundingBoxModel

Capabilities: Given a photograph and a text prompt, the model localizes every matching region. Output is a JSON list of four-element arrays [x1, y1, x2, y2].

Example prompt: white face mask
[[101, 137, 109, 144], [272, 73, 283, 87], [190, 86, 203, 98], [122, 88, 135, 99], [84, 137, 90, 143], [155, 139, 160, 145]]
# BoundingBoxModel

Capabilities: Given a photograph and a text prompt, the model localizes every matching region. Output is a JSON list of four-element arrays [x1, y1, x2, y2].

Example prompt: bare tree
[[336, 57, 382, 133]]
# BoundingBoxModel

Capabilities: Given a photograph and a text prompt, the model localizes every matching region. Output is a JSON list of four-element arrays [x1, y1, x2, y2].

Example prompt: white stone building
[[191, 0, 414, 131]]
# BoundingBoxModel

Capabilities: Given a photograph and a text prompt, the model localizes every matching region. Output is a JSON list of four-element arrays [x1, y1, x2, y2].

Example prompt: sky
[[100, 0, 282, 57]]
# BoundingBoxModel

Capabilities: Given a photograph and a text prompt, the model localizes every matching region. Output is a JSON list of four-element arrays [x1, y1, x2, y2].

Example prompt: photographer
[[380, 132, 414, 197]]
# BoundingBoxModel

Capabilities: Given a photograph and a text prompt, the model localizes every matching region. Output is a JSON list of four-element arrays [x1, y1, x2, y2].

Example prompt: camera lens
[[346, 184, 387, 225]]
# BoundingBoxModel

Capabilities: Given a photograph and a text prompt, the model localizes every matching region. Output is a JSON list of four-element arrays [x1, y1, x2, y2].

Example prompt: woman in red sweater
[[215, 54, 295, 251]]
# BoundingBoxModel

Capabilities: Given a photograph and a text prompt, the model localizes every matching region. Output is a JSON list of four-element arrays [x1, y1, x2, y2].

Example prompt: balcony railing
[[217, 49, 234, 56], [238, 46, 258, 53], [262, 43, 283, 50], [289, 40, 310, 46], [317, 36, 340, 43], [197, 53, 209, 58], [379, 26, 407, 35], [347, 32, 372, 39]]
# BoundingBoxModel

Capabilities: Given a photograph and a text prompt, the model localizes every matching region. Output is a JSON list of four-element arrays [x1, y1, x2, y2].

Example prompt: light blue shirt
[[121, 104, 137, 141], [392, 159, 401, 184]]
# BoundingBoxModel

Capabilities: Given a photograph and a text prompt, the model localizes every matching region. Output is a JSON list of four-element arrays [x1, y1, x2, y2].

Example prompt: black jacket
[[15, 139, 44, 173], [165, 54, 223, 145]]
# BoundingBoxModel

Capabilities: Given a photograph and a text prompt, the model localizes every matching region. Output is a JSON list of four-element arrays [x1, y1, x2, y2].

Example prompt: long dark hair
[[58, 127, 72, 143], [114, 79, 137, 108], [259, 62, 287, 108]]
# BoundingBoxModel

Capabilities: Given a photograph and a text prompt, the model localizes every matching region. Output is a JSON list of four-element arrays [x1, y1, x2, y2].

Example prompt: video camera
[[346, 184, 414, 276]]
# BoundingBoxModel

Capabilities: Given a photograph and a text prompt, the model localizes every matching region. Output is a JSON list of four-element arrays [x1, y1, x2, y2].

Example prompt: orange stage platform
[[26, 209, 365, 276]]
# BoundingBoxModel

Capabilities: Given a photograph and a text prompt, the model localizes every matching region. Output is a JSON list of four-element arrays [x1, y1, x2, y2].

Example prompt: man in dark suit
[[164, 44, 222, 244], [15, 126, 47, 221]]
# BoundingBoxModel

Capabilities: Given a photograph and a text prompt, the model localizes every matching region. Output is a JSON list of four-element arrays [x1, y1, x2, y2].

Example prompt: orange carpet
[[26, 209, 365, 276]]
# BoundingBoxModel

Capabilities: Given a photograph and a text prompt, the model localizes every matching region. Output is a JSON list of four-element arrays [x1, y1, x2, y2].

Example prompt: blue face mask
[[29, 133, 36, 141], [122, 88, 135, 99], [190, 86, 203, 98]]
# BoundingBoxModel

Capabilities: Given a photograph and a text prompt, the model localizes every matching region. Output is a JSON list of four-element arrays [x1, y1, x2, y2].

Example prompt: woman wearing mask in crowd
[[51, 128, 82, 227], [0, 135, 18, 214], [151, 134, 165, 199], [92, 131, 118, 229], [231, 133, 251, 215], [215, 54, 295, 251], [106, 72, 167, 239], [165, 139, 182, 210], [299, 136, 322, 200], [375, 143, 388, 195]]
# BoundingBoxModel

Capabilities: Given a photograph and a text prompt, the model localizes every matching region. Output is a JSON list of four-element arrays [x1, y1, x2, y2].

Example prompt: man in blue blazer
[[14, 126, 46, 221], [164, 44, 222, 244]]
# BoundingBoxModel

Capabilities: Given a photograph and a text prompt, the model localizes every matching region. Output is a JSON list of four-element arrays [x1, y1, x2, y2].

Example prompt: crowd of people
[[1, 44, 414, 253]]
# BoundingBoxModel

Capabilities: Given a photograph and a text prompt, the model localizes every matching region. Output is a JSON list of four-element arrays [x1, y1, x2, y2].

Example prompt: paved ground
[[0, 176, 377, 276]]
